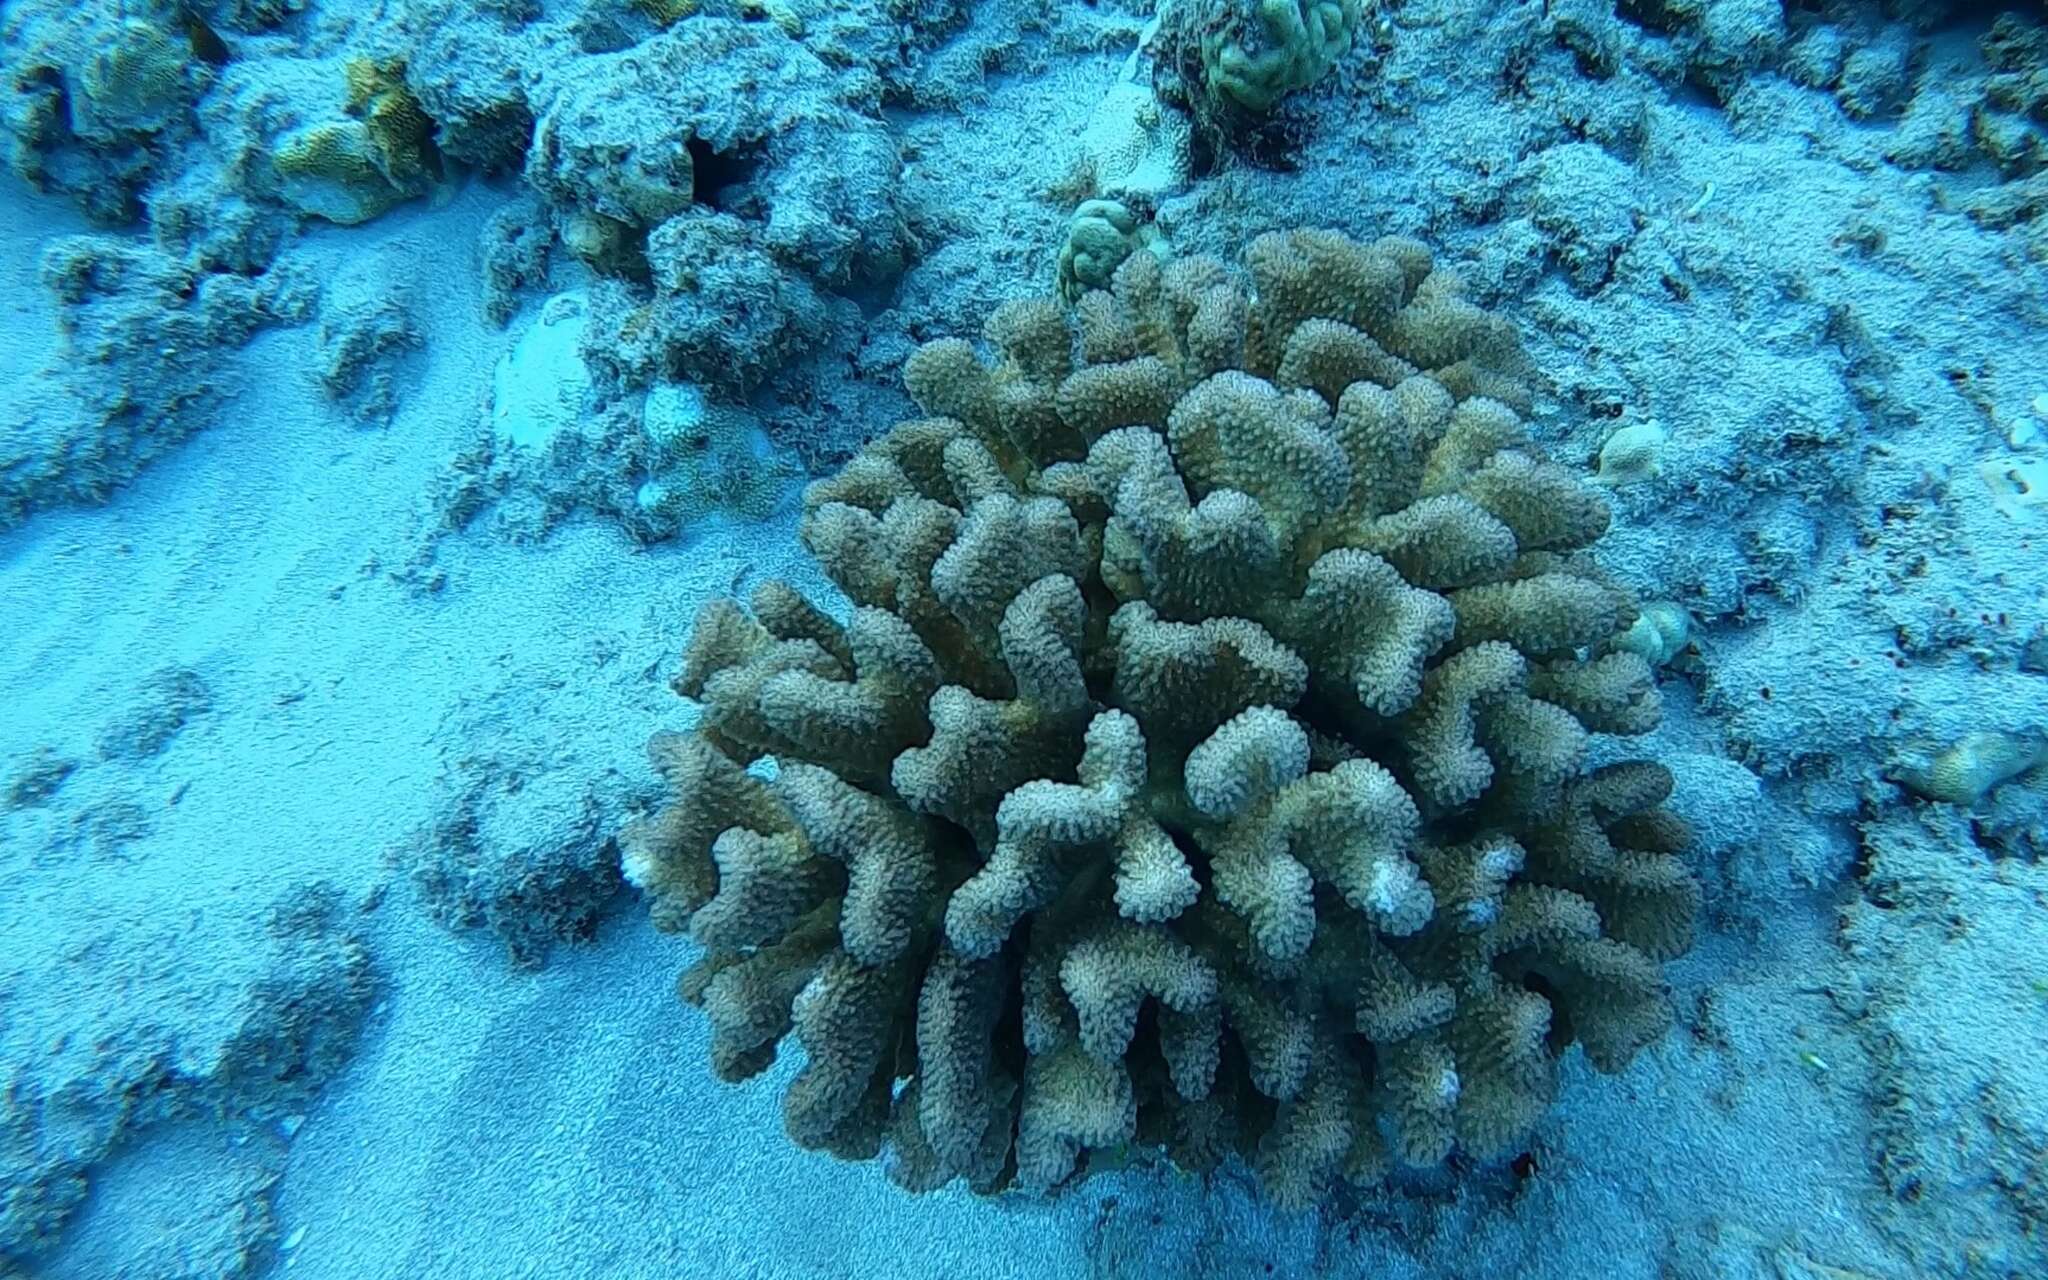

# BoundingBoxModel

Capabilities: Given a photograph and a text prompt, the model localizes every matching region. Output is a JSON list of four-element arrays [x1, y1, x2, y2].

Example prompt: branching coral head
[[622, 227, 1695, 1209]]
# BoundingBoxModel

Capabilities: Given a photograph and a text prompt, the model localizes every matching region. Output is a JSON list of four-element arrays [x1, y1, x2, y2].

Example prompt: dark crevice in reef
[[180, 8, 233, 66], [839, 276, 902, 323], [687, 135, 765, 211]]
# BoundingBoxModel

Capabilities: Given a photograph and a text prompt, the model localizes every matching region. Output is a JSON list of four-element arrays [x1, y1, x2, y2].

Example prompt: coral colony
[[626, 230, 1697, 1208]]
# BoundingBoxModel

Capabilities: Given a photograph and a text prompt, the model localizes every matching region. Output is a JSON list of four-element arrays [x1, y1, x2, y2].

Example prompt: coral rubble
[[0, 888, 375, 1269], [624, 228, 1696, 1207], [402, 696, 655, 968], [1, 235, 313, 534]]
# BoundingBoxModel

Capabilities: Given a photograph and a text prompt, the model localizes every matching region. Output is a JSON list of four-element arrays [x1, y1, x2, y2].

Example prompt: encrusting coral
[[77, 17, 201, 136], [1074, 81, 1195, 203], [623, 228, 1697, 1208], [271, 59, 440, 226]]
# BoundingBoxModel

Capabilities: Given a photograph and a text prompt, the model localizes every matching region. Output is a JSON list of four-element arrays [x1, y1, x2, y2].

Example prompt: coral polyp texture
[[623, 228, 1697, 1208]]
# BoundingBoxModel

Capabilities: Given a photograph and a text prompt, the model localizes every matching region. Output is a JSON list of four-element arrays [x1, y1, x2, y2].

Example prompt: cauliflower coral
[[623, 228, 1697, 1208]]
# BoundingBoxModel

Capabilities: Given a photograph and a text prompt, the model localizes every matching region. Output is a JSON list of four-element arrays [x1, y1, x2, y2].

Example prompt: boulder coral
[[1155, 0, 1365, 142], [622, 228, 1696, 1208]]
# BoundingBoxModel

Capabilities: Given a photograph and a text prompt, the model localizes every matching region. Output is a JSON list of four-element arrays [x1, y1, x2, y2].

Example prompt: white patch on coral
[[635, 381, 796, 526], [642, 381, 710, 451], [1364, 857, 1432, 935], [619, 838, 658, 891], [491, 292, 591, 452], [1079, 82, 1193, 203], [1616, 602, 1695, 667], [633, 481, 670, 515], [1594, 419, 1669, 487], [2009, 398, 2046, 451], [1435, 1065, 1461, 1105]]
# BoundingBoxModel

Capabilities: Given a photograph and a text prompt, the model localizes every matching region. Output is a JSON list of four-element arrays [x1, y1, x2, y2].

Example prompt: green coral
[[623, 228, 1695, 1209], [1057, 199, 1168, 303], [344, 58, 440, 189], [634, 0, 703, 26], [273, 58, 439, 226], [1156, 0, 1365, 138], [273, 121, 409, 226], [1207, 0, 1363, 114], [1891, 729, 2048, 807]]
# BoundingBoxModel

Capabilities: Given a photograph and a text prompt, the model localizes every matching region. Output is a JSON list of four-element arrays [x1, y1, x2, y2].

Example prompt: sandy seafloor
[[2, 1, 2047, 1277]]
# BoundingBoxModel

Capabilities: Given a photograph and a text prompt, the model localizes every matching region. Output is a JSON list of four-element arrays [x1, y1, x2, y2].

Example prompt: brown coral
[[343, 57, 440, 188], [622, 228, 1696, 1208]]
